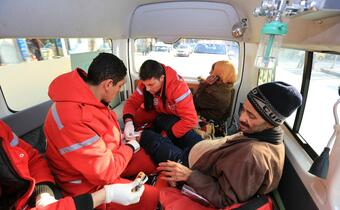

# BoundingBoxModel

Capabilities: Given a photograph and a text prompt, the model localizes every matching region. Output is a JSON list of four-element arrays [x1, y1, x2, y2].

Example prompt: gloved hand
[[126, 139, 140, 153], [104, 181, 145, 205], [36, 193, 58, 207], [124, 121, 135, 141]]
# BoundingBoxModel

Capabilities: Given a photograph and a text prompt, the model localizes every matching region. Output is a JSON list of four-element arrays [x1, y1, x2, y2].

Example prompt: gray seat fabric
[[1, 101, 52, 153]]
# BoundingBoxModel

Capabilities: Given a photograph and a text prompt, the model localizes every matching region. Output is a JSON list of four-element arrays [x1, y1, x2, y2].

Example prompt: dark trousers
[[140, 114, 202, 166]]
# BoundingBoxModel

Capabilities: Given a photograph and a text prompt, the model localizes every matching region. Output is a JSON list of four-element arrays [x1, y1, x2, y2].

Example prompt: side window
[[133, 38, 239, 79], [0, 38, 112, 113], [268, 48, 339, 155], [299, 53, 339, 154]]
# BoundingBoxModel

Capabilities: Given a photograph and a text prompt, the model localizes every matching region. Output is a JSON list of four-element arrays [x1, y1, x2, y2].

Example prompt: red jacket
[[0, 120, 76, 210], [123, 65, 198, 138], [44, 69, 133, 196]]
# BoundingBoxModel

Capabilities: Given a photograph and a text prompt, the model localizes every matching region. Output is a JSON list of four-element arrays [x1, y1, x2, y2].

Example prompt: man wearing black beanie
[[157, 81, 303, 209]]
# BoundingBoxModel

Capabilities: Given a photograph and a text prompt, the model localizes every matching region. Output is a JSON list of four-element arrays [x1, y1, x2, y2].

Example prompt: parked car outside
[[174, 44, 192, 57], [153, 43, 172, 52], [194, 43, 226, 55]]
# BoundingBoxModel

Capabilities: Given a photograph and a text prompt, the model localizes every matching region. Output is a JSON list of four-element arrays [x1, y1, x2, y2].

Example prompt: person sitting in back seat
[[157, 81, 303, 209], [194, 60, 236, 122], [194, 61, 237, 137], [0, 120, 144, 210], [44, 53, 159, 210]]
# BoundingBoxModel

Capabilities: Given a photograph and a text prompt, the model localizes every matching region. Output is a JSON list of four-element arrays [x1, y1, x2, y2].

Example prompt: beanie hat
[[247, 81, 303, 126], [211, 61, 237, 84]]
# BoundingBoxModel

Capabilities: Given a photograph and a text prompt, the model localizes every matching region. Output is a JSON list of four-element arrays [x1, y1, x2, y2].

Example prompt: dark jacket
[[194, 82, 234, 121]]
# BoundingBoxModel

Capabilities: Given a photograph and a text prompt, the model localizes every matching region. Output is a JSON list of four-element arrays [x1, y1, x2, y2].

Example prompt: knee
[[140, 130, 162, 150], [155, 115, 179, 130]]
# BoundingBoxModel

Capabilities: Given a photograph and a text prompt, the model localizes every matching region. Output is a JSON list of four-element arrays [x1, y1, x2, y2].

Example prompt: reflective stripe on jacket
[[0, 121, 76, 210], [45, 69, 133, 196], [123, 65, 198, 137]]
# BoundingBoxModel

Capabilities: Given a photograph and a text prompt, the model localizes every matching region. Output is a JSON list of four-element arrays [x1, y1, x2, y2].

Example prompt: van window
[[299, 53, 339, 154], [0, 38, 112, 112], [274, 49, 339, 155], [67, 38, 112, 54], [133, 38, 239, 79]]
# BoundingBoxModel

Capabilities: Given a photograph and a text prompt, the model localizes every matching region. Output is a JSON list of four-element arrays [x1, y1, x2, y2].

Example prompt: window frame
[[0, 37, 114, 113], [289, 51, 318, 159], [271, 50, 340, 159]]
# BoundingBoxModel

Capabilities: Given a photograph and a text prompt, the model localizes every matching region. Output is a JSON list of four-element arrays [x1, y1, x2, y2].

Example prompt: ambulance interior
[[0, 0, 340, 209]]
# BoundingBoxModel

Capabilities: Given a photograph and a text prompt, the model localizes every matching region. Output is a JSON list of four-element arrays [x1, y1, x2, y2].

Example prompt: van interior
[[0, 0, 340, 209]]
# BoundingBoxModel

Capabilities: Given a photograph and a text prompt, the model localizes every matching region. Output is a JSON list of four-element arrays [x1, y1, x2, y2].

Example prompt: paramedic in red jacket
[[44, 53, 158, 210], [123, 60, 202, 165], [0, 120, 145, 210]]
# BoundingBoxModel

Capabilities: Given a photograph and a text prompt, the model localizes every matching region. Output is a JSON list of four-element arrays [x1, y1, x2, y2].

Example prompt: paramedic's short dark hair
[[87, 53, 127, 85], [139, 60, 165, 81]]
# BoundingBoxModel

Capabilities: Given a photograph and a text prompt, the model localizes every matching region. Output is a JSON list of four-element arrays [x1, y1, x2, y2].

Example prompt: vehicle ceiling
[[0, 0, 340, 52]]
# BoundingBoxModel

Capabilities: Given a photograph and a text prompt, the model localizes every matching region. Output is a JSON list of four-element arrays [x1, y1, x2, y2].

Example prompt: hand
[[36, 193, 57, 208], [157, 160, 192, 182], [126, 139, 140, 153], [104, 181, 145, 205], [124, 121, 135, 140], [205, 75, 219, 85]]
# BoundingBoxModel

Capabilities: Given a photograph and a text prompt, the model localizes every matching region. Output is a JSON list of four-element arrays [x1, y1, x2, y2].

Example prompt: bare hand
[[205, 75, 219, 85], [157, 160, 192, 182]]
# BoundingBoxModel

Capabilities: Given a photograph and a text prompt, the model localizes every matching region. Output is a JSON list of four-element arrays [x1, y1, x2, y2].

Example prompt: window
[[272, 48, 339, 155], [0, 38, 112, 112], [274, 48, 304, 127], [133, 38, 239, 79], [66, 38, 112, 54], [0, 38, 65, 64], [299, 53, 339, 155]]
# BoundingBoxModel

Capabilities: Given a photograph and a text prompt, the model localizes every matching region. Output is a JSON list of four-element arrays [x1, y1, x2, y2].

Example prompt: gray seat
[[2, 100, 52, 153]]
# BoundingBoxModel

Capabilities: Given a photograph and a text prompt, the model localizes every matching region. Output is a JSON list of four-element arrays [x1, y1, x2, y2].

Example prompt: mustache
[[239, 121, 249, 129]]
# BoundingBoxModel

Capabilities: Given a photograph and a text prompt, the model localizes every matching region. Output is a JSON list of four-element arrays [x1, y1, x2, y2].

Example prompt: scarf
[[244, 126, 283, 145]]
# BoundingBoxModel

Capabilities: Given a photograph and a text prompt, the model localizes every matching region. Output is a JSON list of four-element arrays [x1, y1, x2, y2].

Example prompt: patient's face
[[239, 99, 272, 134]]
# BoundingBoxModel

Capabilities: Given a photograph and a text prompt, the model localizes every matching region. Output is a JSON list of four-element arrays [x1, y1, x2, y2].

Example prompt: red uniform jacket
[[44, 69, 133, 196], [123, 65, 198, 138], [0, 121, 76, 210]]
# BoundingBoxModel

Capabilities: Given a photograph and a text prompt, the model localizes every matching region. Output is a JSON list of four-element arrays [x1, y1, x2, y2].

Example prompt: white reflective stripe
[[10, 133, 19, 147], [51, 103, 64, 130], [175, 89, 191, 103], [136, 87, 143, 95], [59, 135, 99, 155], [69, 179, 82, 184]]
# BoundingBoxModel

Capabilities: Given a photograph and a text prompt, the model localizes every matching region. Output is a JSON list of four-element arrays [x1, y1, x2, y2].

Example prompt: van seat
[[2, 101, 52, 153]]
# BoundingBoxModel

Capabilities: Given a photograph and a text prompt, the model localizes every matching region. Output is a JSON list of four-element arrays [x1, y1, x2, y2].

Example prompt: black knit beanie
[[247, 81, 303, 126]]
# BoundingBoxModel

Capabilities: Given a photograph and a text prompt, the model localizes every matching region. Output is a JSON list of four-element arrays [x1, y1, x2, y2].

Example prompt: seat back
[[1, 100, 52, 153]]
